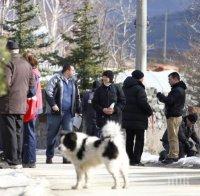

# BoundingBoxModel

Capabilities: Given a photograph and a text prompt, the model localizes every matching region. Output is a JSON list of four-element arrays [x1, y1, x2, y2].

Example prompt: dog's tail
[[101, 121, 123, 140]]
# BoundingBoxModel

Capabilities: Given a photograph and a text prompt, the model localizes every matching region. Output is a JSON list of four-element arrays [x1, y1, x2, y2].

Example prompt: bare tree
[[92, 0, 137, 68], [2, 0, 137, 69], [32, 0, 82, 53], [183, 2, 200, 107]]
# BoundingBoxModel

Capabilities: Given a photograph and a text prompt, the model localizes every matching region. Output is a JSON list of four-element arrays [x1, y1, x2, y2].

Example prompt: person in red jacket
[[22, 52, 43, 168]]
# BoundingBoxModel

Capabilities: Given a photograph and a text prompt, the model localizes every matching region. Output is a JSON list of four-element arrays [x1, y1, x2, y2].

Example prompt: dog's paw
[[111, 185, 117, 189], [122, 185, 128, 189], [83, 185, 89, 189], [71, 185, 78, 190]]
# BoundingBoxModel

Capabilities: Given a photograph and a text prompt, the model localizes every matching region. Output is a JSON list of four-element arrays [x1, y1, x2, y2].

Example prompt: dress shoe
[[161, 157, 178, 164], [0, 161, 22, 169], [23, 163, 36, 168], [46, 158, 53, 164], [130, 161, 144, 166]]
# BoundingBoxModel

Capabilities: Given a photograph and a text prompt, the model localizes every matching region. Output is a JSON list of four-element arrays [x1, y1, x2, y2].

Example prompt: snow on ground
[[0, 151, 200, 196], [141, 152, 200, 168], [0, 169, 52, 196], [176, 157, 200, 168], [141, 152, 159, 163], [116, 69, 174, 92]]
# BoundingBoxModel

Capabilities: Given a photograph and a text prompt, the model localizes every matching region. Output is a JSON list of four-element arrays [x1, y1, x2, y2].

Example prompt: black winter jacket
[[122, 77, 152, 130], [157, 81, 187, 118], [92, 83, 126, 128]]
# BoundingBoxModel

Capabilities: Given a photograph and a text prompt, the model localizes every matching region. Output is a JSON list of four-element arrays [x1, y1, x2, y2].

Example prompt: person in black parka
[[92, 70, 126, 129], [82, 80, 101, 136], [123, 70, 152, 166], [157, 72, 187, 164]]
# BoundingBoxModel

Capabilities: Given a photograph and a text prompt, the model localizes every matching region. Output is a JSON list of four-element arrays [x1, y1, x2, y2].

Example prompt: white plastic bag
[[73, 114, 82, 130]]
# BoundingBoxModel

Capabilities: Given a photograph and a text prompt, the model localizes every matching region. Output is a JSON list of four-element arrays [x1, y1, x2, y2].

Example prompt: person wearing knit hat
[[92, 70, 126, 129], [122, 70, 152, 166], [159, 113, 199, 161], [6, 40, 19, 50], [0, 39, 35, 169]]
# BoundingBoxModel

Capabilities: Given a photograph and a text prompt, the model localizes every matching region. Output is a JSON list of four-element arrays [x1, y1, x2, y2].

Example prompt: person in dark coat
[[0, 40, 35, 169], [159, 114, 199, 161], [82, 80, 101, 136], [92, 70, 126, 129], [122, 70, 152, 166], [157, 72, 187, 164]]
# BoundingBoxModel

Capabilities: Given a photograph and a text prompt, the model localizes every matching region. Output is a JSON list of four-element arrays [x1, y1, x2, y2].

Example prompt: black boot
[[46, 157, 53, 164], [162, 157, 178, 164]]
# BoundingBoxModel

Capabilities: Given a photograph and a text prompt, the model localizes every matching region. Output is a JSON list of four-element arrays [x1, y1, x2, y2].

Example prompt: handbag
[[23, 96, 37, 123]]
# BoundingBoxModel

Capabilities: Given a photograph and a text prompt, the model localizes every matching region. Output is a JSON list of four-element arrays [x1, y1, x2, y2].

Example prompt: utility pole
[[163, 10, 168, 63], [0, 0, 6, 36], [135, 0, 147, 72]]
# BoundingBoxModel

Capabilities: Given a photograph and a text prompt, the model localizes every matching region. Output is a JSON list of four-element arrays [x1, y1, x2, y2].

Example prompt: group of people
[[0, 39, 199, 169], [81, 70, 199, 165]]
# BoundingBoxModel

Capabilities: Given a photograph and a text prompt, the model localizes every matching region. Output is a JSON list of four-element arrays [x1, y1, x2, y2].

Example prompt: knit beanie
[[187, 113, 198, 124], [6, 40, 19, 50], [132, 70, 144, 80]]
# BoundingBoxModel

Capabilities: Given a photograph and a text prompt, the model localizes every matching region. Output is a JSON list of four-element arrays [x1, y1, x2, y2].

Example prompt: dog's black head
[[62, 132, 77, 152]]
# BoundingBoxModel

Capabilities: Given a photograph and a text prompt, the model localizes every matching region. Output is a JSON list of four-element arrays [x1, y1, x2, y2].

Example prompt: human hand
[[103, 108, 113, 115], [107, 107, 114, 114], [185, 141, 192, 150], [52, 105, 59, 112]]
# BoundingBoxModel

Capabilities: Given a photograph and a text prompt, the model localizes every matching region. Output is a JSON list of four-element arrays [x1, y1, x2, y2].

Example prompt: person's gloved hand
[[185, 141, 192, 150]]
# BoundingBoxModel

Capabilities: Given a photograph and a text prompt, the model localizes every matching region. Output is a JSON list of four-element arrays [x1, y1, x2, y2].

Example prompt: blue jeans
[[22, 120, 36, 164], [46, 112, 73, 158]]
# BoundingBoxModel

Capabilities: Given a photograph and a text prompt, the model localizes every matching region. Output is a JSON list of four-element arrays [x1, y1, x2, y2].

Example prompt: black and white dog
[[59, 121, 129, 189]]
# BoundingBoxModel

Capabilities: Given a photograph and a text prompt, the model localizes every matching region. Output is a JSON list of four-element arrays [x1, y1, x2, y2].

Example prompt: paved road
[[26, 155, 200, 196], [1, 154, 200, 196]]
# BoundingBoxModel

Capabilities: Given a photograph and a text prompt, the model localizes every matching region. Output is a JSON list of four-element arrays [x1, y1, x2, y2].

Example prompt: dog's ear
[[68, 132, 77, 141], [63, 132, 77, 151]]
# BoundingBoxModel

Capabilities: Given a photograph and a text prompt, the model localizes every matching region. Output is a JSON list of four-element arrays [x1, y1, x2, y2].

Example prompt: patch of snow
[[22, 179, 52, 196], [175, 156, 200, 168], [0, 170, 29, 188], [34, 26, 49, 36], [115, 69, 174, 93], [141, 152, 159, 163], [0, 170, 52, 196], [141, 152, 200, 168]]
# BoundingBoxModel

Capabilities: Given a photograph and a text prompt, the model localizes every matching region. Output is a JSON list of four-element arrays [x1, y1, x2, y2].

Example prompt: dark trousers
[[126, 129, 145, 164], [22, 120, 36, 164], [46, 112, 73, 159], [0, 114, 23, 165], [0, 125, 3, 151]]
